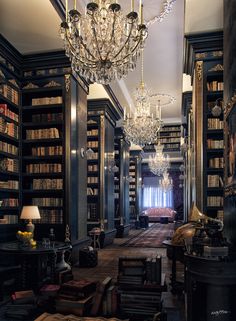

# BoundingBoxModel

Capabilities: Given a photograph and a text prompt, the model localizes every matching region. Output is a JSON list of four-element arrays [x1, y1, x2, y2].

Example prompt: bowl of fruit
[[16, 231, 33, 246]]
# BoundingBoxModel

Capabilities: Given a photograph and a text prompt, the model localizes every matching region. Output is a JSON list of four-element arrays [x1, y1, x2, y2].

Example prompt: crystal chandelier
[[60, 0, 148, 84], [159, 170, 173, 193], [123, 50, 162, 147], [148, 142, 170, 176]]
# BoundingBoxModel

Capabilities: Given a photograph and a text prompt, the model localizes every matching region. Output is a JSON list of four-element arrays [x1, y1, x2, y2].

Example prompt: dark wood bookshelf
[[203, 58, 224, 217]]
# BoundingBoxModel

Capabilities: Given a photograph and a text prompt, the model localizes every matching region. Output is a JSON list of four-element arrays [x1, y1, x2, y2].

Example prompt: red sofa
[[144, 207, 176, 223]]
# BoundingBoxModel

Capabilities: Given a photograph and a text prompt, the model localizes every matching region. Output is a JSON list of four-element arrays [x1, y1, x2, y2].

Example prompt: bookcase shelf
[[21, 76, 66, 236], [87, 114, 100, 227], [0, 65, 20, 229], [203, 60, 224, 217], [129, 151, 142, 222]]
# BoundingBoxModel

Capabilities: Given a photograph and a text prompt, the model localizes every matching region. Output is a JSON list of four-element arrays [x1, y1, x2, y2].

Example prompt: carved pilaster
[[65, 74, 71, 92]]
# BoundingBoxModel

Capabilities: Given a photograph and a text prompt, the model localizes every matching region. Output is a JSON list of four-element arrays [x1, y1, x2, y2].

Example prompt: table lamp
[[20, 206, 41, 236]]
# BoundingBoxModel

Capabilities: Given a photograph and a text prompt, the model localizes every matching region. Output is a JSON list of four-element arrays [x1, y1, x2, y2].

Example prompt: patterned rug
[[120, 223, 175, 248]]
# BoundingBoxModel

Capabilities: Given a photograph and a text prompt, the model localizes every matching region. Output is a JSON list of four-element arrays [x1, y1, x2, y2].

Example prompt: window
[[142, 177, 173, 208]]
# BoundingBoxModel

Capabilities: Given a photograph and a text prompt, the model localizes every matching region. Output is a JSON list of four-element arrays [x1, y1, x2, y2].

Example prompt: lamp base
[[26, 221, 35, 236]]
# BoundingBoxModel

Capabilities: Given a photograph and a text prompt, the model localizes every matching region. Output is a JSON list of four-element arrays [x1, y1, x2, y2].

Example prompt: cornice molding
[[0, 34, 23, 77], [184, 31, 223, 77], [88, 98, 122, 124]]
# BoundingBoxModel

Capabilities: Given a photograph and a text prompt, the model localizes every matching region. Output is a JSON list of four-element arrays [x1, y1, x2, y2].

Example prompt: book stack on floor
[[117, 256, 146, 286], [145, 255, 162, 284], [117, 256, 166, 320], [90, 276, 118, 317], [4, 290, 38, 320], [55, 279, 97, 316]]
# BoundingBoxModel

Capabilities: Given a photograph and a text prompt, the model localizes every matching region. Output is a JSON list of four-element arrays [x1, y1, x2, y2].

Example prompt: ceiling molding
[[183, 30, 223, 76]]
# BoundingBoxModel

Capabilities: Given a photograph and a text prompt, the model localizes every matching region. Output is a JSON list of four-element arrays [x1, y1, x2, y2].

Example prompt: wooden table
[[162, 239, 185, 294], [0, 241, 71, 290]]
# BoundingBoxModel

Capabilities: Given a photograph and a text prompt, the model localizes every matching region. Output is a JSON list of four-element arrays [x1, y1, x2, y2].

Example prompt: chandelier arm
[[110, 20, 136, 61], [65, 28, 98, 64], [104, 11, 117, 61], [111, 34, 143, 66], [90, 15, 104, 62]]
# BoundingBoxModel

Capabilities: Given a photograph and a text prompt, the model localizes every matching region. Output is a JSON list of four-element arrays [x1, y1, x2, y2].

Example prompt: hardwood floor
[[72, 226, 186, 321], [73, 228, 172, 284]]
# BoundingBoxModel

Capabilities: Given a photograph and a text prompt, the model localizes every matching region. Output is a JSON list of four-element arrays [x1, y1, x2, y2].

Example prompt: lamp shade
[[20, 206, 41, 220]]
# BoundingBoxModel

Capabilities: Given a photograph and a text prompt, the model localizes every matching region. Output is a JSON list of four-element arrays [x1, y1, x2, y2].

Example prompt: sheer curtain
[[142, 186, 173, 208], [142, 176, 173, 208]]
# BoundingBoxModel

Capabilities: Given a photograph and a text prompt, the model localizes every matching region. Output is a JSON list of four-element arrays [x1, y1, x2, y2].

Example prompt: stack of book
[[4, 290, 37, 320], [117, 256, 146, 286], [55, 279, 96, 316], [117, 256, 164, 319]]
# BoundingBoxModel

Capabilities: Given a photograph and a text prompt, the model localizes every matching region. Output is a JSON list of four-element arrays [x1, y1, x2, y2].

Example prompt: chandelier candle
[[60, 0, 148, 84], [131, 0, 134, 11]]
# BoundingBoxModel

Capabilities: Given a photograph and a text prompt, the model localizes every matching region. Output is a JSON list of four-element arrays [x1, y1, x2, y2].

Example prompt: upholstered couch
[[144, 207, 176, 223]]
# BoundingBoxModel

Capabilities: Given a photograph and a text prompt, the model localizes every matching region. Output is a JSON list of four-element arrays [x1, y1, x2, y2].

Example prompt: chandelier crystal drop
[[148, 143, 170, 176], [159, 170, 173, 193], [60, 0, 148, 84], [123, 50, 162, 147]]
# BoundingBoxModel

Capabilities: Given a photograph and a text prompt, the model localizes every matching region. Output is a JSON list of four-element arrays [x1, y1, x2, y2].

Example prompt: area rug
[[120, 223, 174, 248]]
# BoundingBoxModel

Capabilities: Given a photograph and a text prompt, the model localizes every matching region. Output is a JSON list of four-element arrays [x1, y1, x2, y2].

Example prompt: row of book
[[119, 290, 161, 317], [87, 187, 98, 196], [0, 214, 18, 224], [160, 137, 180, 143], [207, 139, 224, 149], [0, 179, 19, 189], [0, 84, 19, 105], [32, 178, 63, 190], [87, 140, 99, 148], [217, 210, 224, 221], [118, 256, 162, 285], [88, 164, 98, 172], [87, 203, 98, 220], [207, 175, 223, 188], [207, 81, 224, 91], [32, 197, 63, 206], [161, 126, 180, 132], [0, 117, 19, 138], [208, 118, 223, 129], [0, 140, 18, 155], [0, 103, 19, 122], [207, 196, 223, 207], [0, 198, 19, 207], [0, 158, 19, 172], [31, 96, 62, 105], [117, 256, 163, 318], [53, 277, 118, 317], [87, 152, 98, 160], [26, 163, 62, 173], [88, 176, 99, 184], [209, 157, 224, 168], [87, 129, 98, 136], [146, 256, 162, 284], [31, 145, 63, 156], [38, 209, 63, 224], [160, 131, 181, 137], [163, 143, 180, 149], [26, 128, 60, 139], [5, 290, 37, 320], [31, 112, 63, 122]]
